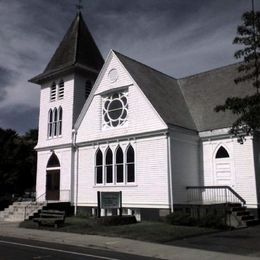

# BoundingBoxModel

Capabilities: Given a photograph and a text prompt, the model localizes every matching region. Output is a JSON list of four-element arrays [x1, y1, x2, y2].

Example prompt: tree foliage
[[0, 128, 37, 197], [215, 10, 260, 136]]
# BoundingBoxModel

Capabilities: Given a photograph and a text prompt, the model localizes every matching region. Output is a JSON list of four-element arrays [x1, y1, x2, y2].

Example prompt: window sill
[[93, 184, 137, 188], [47, 135, 63, 140]]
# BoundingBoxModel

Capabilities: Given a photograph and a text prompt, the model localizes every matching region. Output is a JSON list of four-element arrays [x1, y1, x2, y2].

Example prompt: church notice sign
[[97, 191, 122, 217], [100, 192, 121, 209]]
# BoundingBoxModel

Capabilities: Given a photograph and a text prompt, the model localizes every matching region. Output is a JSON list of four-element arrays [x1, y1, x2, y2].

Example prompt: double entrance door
[[46, 170, 60, 200]]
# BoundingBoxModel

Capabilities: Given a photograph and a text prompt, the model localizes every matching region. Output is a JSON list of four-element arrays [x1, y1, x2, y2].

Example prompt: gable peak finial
[[76, 0, 83, 14]]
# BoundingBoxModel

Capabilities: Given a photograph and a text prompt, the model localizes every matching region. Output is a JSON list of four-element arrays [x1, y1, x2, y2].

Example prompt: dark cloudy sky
[[0, 0, 259, 133]]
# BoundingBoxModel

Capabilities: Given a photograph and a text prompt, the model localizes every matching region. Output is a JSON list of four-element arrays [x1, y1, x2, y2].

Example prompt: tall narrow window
[[105, 148, 113, 184], [126, 145, 135, 182], [58, 80, 64, 99], [48, 109, 53, 137], [96, 149, 103, 184], [85, 80, 92, 99], [58, 107, 62, 136], [50, 82, 56, 101], [53, 108, 58, 137], [116, 146, 124, 183]]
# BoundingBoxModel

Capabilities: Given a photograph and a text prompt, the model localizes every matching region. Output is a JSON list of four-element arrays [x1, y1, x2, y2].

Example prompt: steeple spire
[[29, 11, 104, 84]]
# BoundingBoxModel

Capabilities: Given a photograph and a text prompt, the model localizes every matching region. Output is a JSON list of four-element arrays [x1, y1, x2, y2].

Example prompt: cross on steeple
[[76, 0, 83, 13], [252, 0, 255, 13]]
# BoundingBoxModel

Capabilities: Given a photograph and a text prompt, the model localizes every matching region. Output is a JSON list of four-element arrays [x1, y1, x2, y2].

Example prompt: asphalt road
[[0, 236, 158, 260]]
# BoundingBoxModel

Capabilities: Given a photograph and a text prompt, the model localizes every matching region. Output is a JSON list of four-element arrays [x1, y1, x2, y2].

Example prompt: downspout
[[167, 133, 174, 213], [72, 129, 79, 216]]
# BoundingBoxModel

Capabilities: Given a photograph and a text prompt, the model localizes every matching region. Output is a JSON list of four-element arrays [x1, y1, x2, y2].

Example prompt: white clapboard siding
[[75, 135, 169, 209], [170, 129, 200, 204], [202, 137, 258, 207], [37, 75, 75, 149], [36, 71, 95, 150], [76, 52, 167, 143], [36, 148, 73, 201]]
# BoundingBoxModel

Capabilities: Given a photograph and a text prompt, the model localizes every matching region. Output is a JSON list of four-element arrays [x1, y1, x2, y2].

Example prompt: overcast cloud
[[0, 0, 259, 133]]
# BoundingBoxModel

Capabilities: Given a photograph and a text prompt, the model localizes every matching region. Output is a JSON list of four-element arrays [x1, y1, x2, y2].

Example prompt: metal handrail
[[24, 192, 45, 219], [186, 186, 246, 205], [24, 189, 71, 219]]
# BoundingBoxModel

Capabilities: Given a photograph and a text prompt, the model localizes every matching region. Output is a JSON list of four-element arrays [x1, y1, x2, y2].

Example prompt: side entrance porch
[[173, 186, 259, 228]]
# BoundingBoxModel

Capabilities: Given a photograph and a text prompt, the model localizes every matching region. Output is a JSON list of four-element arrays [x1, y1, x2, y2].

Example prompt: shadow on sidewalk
[[168, 225, 260, 257]]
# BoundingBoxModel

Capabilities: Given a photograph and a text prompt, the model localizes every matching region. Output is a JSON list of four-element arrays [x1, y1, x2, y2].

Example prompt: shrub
[[198, 213, 227, 229], [166, 211, 228, 229], [165, 212, 198, 226], [96, 215, 137, 226]]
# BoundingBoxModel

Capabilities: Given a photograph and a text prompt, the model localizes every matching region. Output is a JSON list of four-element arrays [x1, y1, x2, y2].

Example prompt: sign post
[[119, 191, 122, 217], [97, 191, 101, 218]]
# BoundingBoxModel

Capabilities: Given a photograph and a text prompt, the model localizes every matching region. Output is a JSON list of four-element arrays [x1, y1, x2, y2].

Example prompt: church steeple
[[29, 12, 104, 84]]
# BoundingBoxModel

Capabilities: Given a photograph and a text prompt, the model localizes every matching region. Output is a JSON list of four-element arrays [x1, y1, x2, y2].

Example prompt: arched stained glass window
[[47, 107, 63, 138], [216, 146, 230, 159], [126, 145, 135, 183], [48, 109, 53, 137], [53, 108, 58, 136], [105, 148, 113, 183], [116, 146, 124, 183], [47, 153, 60, 168], [58, 107, 63, 136], [95, 149, 103, 184]]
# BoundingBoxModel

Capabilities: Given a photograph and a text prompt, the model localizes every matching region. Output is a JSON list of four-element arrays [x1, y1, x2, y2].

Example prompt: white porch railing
[[186, 186, 246, 205]]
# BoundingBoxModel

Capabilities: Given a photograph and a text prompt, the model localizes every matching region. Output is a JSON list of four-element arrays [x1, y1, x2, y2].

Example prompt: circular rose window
[[108, 69, 118, 83], [103, 92, 128, 128]]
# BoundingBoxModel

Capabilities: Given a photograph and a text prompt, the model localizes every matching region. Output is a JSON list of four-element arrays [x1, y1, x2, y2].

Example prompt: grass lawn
[[20, 216, 219, 243]]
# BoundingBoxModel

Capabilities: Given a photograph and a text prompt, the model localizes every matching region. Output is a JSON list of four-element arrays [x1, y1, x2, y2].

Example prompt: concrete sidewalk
[[0, 221, 259, 260]]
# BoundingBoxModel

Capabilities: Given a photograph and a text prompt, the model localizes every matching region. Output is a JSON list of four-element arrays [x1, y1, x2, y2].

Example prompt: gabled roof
[[115, 51, 197, 131], [75, 49, 254, 133], [179, 64, 255, 132], [115, 52, 256, 133], [29, 12, 104, 84]]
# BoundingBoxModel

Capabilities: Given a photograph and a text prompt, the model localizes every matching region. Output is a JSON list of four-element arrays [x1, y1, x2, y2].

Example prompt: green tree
[[0, 128, 19, 195], [215, 10, 260, 136], [0, 128, 38, 197]]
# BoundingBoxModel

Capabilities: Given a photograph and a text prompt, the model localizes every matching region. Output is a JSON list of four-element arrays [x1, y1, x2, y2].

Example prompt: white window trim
[[47, 107, 63, 139], [95, 149, 103, 186], [102, 91, 128, 130], [94, 144, 136, 186], [115, 146, 124, 184]]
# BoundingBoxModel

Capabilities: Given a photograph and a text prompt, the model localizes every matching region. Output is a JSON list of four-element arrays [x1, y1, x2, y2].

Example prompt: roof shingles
[[115, 52, 254, 132], [30, 12, 104, 84], [115, 51, 197, 131], [179, 64, 254, 132]]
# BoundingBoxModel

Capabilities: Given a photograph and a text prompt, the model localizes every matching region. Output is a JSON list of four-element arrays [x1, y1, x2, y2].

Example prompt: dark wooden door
[[46, 170, 60, 200]]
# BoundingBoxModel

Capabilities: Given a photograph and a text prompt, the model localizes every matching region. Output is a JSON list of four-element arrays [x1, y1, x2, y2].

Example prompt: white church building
[[29, 12, 260, 219]]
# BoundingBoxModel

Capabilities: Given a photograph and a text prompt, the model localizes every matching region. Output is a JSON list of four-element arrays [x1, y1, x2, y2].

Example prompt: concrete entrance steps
[[0, 201, 46, 222], [229, 203, 259, 228]]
